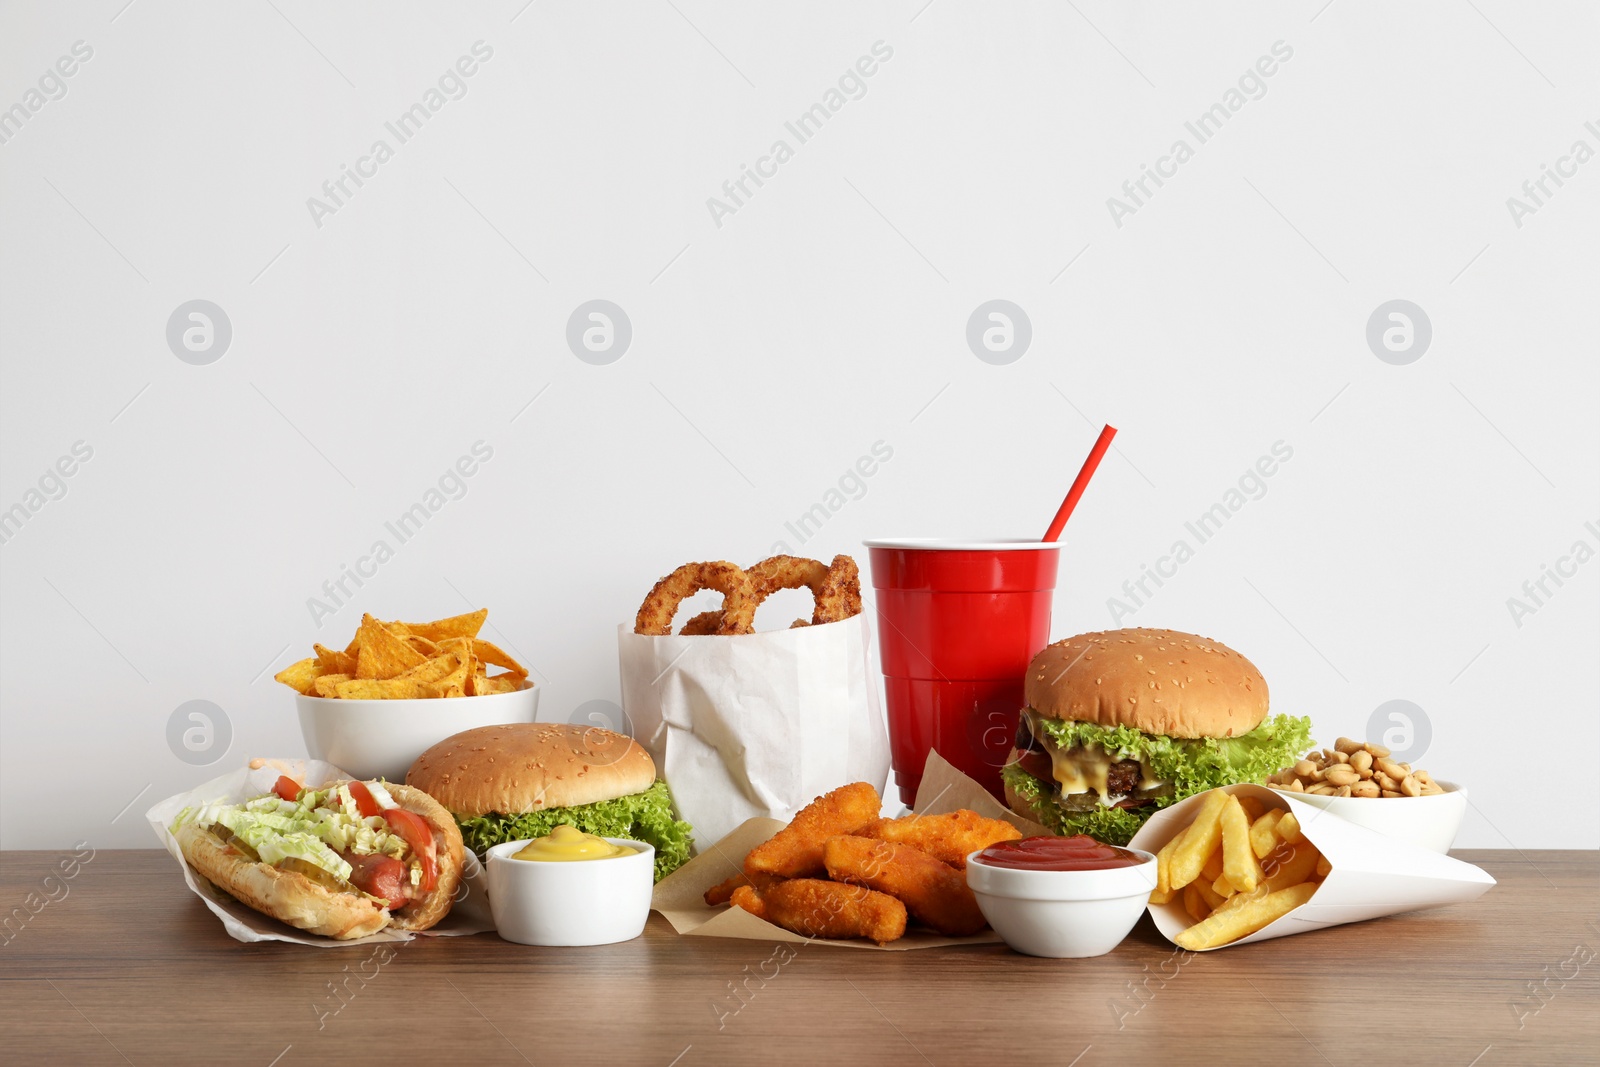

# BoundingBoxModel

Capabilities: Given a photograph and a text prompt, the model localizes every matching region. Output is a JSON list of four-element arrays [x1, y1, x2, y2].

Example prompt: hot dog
[[173, 777, 464, 939]]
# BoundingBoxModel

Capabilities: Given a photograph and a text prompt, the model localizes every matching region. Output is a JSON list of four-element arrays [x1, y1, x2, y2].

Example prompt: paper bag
[[1129, 784, 1495, 950], [618, 616, 890, 851], [147, 758, 495, 947]]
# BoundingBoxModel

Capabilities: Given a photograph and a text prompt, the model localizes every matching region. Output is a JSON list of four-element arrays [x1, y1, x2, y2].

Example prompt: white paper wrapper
[[619, 616, 891, 851], [1128, 783, 1495, 950], [147, 758, 495, 947]]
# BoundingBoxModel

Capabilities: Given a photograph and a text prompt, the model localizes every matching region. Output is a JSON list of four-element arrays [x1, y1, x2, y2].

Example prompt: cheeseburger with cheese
[[1003, 628, 1312, 845]]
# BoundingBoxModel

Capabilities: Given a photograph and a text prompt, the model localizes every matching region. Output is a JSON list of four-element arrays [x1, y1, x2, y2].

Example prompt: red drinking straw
[[1042, 424, 1117, 542]]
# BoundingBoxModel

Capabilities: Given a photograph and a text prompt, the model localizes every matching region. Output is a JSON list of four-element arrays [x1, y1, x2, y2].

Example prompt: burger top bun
[[1025, 628, 1268, 739], [407, 722, 657, 817]]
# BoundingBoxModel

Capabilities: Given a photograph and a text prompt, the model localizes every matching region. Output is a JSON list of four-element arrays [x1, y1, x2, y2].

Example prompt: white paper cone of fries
[[619, 615, 890, 851], [1129, 784, 1494, 951], [147, 758, 495, 947]]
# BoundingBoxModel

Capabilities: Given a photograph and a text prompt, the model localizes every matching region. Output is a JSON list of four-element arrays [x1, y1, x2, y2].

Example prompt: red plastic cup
[[864, 539, 1061, 805]]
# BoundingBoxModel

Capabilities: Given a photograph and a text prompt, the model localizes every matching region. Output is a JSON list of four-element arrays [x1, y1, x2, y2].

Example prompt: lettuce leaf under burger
[[457, 779, 692, 882]]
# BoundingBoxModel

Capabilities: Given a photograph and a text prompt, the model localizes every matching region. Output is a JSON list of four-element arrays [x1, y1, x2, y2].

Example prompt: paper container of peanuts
[[618, 612, 890, 851], [1129, 784, 1495, 952]]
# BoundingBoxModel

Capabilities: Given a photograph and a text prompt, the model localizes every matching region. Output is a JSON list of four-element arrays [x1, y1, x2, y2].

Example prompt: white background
[[2, 1, 1595, 850]]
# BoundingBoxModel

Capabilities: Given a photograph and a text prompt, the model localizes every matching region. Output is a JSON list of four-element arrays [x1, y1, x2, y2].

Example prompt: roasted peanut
[[1324, 766, 1360, 787], [1376, 758, 1408, 781], [1272, 741, 1442, 800]]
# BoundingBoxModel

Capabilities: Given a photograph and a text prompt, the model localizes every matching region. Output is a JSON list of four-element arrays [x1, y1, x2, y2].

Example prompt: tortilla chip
[[405, 635, 441, 657], [273, 658, 319, 695], [419, 657, 470, 698], [396, 652, 462, 685], [471, 639, 527, 677], [311, 673, 351, 697], [354, 614, 428, 679], [478, 674, 523, 695], [403, 609, 488, 643], [313, 643, 357, 676], [334, 677, 430, 700]]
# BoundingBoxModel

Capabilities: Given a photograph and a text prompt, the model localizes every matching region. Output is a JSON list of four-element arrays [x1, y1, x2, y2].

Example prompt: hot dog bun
[[177, 781, 465, 940]]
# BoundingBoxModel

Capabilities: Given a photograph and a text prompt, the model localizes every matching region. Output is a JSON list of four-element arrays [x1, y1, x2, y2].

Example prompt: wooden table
[[3, 849, 1594, 1065]]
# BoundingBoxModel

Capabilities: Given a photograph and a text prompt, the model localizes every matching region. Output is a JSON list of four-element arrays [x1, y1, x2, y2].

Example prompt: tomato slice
[[381, 808, 438, 892], [272, 775, 302, 802], [347, 781, 381, 818]]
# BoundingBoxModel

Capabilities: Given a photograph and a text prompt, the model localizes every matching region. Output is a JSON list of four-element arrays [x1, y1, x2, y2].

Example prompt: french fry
[[1175, 881, 1319, 950], [1201, 848, 1225, 886], [1238, 796, 1265, 821], [1149, 833, 1179, 904], [1275, 811, 1303, 845], [1171, 790, 1229, 888], [1194, 875, 1228, 912], [1211, 872, 1237, 899], [1218, 842, 1322, 915], [1183, 883, 1209, 923], [1249, 810, 1284, 859], [1316, 855, 1333, 877], [1220, 796, 1262, 893]]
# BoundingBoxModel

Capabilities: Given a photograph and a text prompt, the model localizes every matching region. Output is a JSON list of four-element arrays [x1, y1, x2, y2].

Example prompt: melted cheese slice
[[1025, 711, 1165, 801], [1048, 745, 1108, 798]]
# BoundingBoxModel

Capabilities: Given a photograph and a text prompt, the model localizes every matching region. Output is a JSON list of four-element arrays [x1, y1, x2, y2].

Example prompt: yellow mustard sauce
[[510, 824, 636, 862]]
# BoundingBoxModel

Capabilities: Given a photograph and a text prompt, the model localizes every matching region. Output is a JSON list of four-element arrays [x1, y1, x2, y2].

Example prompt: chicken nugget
[[861, 809, 1022, 868], [729, 884, 768, 920], [704, 870, 784, 907], [744, 782, 881, 878], [824, 835, 987, 937], [733, 878, 907, 944]]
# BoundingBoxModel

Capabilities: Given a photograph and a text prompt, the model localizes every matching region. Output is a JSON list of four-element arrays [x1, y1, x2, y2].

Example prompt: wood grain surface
[[2, 849, 1594, 1066]]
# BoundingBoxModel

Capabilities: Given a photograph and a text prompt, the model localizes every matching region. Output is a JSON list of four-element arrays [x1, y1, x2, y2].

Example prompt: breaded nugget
[[744, 782, 881, 878], [733, 878, 907, 944], [703, 870, 783, 907], [861, 809, 1022, 868], [824, 835, 987, 937], [729, 884, 768, 920]]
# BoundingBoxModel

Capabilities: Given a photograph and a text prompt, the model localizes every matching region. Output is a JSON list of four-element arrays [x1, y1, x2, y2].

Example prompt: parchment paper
[[648, 751, 1046, 950], [147, 758, 494, 947]]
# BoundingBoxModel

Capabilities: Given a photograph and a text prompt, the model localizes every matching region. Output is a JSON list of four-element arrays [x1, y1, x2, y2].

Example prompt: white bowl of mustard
[[485, 826, 655, 946]]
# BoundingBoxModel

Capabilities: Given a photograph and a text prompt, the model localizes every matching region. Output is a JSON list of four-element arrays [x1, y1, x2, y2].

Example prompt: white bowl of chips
[[297, 683, 539, 782], [277, 610, 538, 782]]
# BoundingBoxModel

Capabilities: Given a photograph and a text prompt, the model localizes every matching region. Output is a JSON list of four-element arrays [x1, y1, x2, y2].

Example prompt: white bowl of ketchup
[[966, 835, 1157, 958]]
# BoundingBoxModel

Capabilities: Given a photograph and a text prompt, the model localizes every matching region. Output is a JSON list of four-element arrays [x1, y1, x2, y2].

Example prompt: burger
[[1002, 628, 1312, 845], [406, 722, 694, 881]]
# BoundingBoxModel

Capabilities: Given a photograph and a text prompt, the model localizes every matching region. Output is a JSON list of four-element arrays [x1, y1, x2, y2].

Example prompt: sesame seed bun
[[405, 722, 657, 816], [1025, 628, 1268, 739]]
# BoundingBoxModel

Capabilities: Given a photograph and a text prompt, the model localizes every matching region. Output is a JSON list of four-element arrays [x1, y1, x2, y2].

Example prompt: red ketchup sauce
[[974, 834, 1145, 871]]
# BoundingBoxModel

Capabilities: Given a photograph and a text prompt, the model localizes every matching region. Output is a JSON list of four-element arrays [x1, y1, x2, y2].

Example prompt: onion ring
[[635, 561, 757, 636], [814, 554, 861, 624], [666, 554, 862, 633], [678, 610, 723, 636]]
